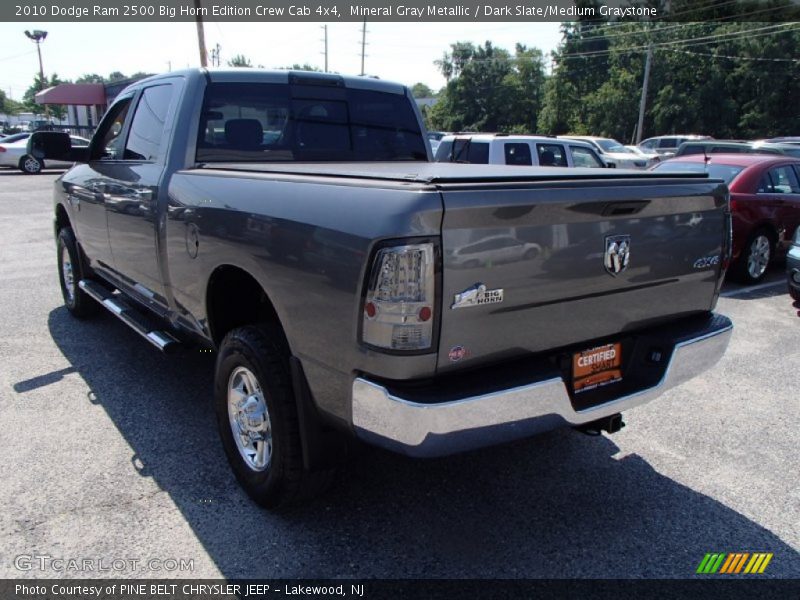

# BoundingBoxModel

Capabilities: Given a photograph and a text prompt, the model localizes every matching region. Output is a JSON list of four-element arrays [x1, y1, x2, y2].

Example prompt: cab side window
[[767, 166, 800, 194], [124, 84, 174, 162], [536, 143, 568, 167], [504, 143, 532, 166], [570, 145, 605, 168], [91, 97, 132, 160]]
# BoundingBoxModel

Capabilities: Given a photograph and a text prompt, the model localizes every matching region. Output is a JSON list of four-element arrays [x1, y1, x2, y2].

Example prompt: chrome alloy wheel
[[227, 366, 272, 471], [747, 234, 771, 280], [23, 155, 42, 173], [61, 244, 76, 304]]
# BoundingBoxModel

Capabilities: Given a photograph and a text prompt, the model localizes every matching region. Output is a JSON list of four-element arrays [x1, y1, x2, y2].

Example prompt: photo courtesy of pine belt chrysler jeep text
[[29, 69, 733, 508]]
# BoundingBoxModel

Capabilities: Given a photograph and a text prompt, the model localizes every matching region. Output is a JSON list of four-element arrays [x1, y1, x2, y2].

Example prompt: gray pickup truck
[[32, 69, 733, 508]]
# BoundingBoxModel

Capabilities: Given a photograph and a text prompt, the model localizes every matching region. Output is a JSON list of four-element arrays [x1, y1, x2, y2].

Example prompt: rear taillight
[[362, 242, 436, 352], [0, 147, 6, 152]]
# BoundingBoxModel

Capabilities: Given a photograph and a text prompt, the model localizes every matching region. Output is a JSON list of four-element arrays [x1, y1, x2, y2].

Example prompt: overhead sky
[[0, 21, 563, 101]]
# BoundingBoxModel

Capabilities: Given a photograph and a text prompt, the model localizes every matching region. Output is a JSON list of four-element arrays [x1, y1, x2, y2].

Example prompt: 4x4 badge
[[605, 235, 631, 276]]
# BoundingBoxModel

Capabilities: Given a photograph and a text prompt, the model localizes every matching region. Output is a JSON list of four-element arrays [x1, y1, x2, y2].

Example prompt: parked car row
[[430, 129, 799, 295], [652, 153, 800, 286], [0, 132, 90, 173]]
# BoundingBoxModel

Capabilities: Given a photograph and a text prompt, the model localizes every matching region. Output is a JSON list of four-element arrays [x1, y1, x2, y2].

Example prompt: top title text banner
[[4, 0, 800, 22]]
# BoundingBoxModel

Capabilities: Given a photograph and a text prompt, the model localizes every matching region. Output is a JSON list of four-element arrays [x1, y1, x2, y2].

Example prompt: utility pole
[[194, 0, 208, 67], [359, 18, 368, 76], [210, 43, 221, 67], [320, 25, 328, 72], [635, 42, 653, 144], [24, 30, 49, 119]]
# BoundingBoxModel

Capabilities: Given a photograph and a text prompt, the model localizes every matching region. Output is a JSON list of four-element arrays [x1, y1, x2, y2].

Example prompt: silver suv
[[639, 135, 712, 157], [434, 133, 608, 168]]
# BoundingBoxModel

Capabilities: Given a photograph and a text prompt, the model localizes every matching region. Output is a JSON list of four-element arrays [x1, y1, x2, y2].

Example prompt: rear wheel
[[19, 155, 43, 174], [215, 324, 334, 508], [733, 230, 773, 285], [57, 227, 99, 318]]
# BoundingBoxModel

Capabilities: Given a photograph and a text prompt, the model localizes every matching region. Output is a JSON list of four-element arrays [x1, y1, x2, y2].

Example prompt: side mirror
[[27, 131, 89, 163]]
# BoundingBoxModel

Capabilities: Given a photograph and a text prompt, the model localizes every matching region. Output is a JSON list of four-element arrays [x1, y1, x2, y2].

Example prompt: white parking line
[[720, 280, 786, 298]]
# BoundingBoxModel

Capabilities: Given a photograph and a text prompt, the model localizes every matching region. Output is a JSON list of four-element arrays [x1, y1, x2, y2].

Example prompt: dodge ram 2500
[[31, 69, 733, 508]]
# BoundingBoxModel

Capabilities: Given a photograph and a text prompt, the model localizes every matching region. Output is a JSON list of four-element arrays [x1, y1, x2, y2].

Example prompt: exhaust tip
[[576, 413, 626, 436]]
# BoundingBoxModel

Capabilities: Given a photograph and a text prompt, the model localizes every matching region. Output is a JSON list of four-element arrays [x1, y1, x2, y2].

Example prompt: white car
[[434, 133, 607, 168], [0, 133, 90, 174], [638, 134, 711, 158], [625, 145, 662, 164], [559, 136, 652, 169], [449, 234, 542, 268]]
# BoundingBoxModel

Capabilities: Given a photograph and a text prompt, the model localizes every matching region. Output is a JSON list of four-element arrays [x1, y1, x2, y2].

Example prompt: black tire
[[790, 285, 800, 303], [57, 227, 100, 318], [731, 229, 774, 285], [19, 155, 43, 174], [523, 247, 540, 260], [214, 324, 334, 508]]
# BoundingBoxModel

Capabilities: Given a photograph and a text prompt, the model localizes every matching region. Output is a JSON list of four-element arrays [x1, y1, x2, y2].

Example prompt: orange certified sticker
[[573, 342, 622, 393]]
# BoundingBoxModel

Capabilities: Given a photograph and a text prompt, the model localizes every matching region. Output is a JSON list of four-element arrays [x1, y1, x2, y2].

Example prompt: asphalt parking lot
[[0, 169, 798, 580]]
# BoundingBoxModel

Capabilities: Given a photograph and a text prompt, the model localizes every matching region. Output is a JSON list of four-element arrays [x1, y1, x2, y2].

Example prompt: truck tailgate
[[437, 178, 728, 372]]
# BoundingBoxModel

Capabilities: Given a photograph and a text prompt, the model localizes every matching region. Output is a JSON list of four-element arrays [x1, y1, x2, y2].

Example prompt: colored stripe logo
[[696, 552, 773, 574]]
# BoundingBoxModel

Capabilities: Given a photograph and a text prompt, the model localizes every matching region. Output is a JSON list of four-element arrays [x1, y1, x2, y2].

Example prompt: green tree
[[0, 89, 22, 115], [278, 63, 321, 71], [430, 41, 546, 134], [228, 54, 253, 67], [107, 71, 128, 83], [76, 73, 105, 84], [23, 73, 67, 120], [410, 82, 434, 98]]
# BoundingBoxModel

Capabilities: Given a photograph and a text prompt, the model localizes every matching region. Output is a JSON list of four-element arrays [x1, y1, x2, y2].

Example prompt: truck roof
[[122, 68, 407, 97]]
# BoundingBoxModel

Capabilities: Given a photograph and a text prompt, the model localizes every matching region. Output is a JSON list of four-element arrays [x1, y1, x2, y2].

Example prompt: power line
[[451, 23, 800, 64], [0, 50, 36, 62], [663, 47, 800, 62], [570, 0, 785, 44], [552, 23, 800, 60]]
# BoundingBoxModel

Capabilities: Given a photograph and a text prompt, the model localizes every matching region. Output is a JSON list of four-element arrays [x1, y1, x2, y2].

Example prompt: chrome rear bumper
[[352, 315, 733, 457]]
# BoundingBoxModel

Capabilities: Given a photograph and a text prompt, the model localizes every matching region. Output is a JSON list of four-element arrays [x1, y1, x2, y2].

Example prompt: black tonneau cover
[[197, 161, 718, 185]]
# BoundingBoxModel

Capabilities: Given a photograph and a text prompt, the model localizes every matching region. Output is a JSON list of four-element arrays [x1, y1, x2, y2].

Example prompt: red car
[[652, 154, 800, 283]]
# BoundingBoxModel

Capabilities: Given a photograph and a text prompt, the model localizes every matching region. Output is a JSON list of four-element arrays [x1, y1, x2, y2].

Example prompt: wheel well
[[55, 203, 70, 233], [206, 266, 287, 348], [751, 224, 779, 246]]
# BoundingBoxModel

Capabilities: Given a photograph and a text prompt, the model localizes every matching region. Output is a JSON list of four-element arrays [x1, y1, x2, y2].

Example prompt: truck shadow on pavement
[[46, 307, 799, 579]]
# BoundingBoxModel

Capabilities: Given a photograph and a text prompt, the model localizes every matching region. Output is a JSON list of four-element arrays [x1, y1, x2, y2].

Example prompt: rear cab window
[[446, 139, 489, 163], [197, 82, 427, 162], [434, 140, 452, 162]]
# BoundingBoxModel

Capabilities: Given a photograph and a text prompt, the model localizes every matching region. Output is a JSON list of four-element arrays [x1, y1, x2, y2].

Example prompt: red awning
[[35, 84, 106, 106]]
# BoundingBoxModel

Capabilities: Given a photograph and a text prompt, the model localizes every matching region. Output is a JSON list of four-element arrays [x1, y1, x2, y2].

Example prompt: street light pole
[[24, 29, 50, 120]]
